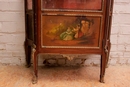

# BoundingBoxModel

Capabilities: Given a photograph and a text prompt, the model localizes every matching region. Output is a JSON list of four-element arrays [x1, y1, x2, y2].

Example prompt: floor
[[0, 63, 130, 87]]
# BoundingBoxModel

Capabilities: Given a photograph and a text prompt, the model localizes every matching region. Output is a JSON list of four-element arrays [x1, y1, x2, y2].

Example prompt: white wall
[[110, 0, 130, 65], [0, 0, 25, 65], [0, 0, 130, 65]]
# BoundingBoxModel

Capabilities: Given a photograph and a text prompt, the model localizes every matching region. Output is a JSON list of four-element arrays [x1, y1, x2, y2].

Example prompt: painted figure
[[60, 27, 74, 40], [73, 24, 84, 39], [81, 20, 89, 36]]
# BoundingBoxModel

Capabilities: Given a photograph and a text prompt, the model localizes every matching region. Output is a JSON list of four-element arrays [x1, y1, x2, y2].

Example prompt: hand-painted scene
[[41, 15, 101, 47], [42, 0, 102, 10]]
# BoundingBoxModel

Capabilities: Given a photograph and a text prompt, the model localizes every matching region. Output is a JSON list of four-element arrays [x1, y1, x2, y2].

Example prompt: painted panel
[[41, 14, 102, 48]]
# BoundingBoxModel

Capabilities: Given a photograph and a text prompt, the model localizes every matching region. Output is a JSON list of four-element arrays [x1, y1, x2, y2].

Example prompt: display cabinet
[[24, 0, 114, 84]]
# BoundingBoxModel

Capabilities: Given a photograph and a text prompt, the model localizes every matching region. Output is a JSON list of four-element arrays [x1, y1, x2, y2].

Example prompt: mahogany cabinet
[[24, 0, 114, 84]]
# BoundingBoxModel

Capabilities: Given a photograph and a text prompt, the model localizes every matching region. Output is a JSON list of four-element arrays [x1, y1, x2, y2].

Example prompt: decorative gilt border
[[41, 13, 103, 49], [42, 46, 100, 49], [41, 0, 104, 12]]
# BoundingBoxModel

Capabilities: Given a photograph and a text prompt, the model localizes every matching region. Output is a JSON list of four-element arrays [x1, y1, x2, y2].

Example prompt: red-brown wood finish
[[24, 0, 114, 84]]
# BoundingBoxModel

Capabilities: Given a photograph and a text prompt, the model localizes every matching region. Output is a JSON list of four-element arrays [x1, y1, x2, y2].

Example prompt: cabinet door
[[38, 0, 106, 51]]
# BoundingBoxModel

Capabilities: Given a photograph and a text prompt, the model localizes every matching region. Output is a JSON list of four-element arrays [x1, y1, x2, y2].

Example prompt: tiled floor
[[0, 63, 130, 87]]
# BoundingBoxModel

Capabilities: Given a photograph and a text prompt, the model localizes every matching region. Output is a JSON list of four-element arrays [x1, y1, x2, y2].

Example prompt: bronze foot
[[32, 73, 38, 84], [100, 75, 105, 83]]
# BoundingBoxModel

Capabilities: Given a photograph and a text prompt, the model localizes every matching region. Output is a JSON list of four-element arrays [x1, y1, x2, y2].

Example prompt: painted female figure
[[81, 20, 90, 36], [60, 27, 74, 40], [73, 24, 84, 39]]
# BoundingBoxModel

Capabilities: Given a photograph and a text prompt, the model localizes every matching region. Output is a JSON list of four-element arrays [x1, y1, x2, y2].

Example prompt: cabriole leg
[[100, 53, 107, 83], [31, 47, 38, 84]]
